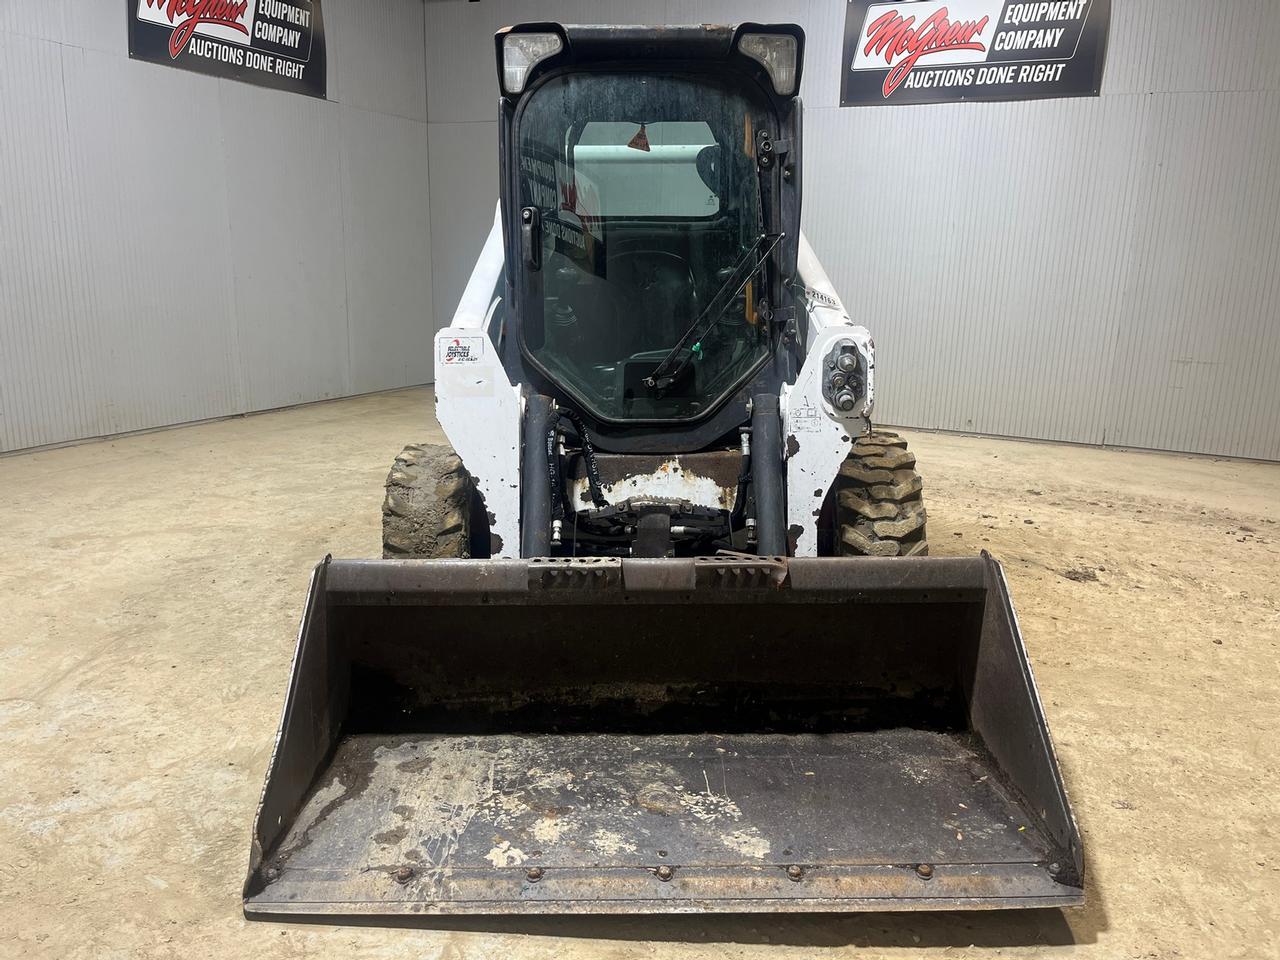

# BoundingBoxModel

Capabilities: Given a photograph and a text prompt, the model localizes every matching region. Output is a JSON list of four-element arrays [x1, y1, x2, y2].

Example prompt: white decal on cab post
[[439, 336, 484, 364]]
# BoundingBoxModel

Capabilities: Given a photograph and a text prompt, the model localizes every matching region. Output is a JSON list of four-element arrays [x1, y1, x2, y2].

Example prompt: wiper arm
[[644, 232, 784, 391]]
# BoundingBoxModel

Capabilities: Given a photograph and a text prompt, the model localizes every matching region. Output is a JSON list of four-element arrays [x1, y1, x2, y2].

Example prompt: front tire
[[836, 431, 928, 557], [382, 443, 489, 559]]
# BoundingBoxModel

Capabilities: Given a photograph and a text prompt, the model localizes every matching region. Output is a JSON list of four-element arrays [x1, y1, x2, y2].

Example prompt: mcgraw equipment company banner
[[128, 0, 326, 99], [841, 0, 1109, 106]]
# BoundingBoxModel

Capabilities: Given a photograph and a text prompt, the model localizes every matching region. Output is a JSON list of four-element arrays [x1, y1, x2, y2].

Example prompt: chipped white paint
[[570, 460, 735, 511], [484, 840, 528, 867], [678, 785, 743, 823], [776, 231, 878, 556], [721, 829, 770, 860], [274, 739, 500, 900], [434, 206, 520, 557], [532, 816, 569, 845], [478, 765, 577, 828], [673, 780, 770, 859], [476, 786, 533, 825], [590, 828, 638, 857], [781, 321, 874, 557]]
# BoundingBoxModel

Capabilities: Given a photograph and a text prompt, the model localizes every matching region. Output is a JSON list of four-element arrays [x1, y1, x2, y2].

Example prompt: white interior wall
[[2, 1, 1277, 460], [422, 0, 1280, 461], [0, 1, 434, 453]]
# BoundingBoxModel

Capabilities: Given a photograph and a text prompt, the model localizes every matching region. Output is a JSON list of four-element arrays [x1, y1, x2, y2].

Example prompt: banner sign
[[841, 0, 1108, 106], [128, 0, 327, 99]]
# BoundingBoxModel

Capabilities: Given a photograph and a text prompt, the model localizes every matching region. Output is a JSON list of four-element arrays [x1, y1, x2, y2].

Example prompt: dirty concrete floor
[[1, 386, 1277, 960]]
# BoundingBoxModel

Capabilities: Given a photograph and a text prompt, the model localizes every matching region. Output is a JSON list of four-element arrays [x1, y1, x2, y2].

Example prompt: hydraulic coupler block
[[822, 341, 866, 414]]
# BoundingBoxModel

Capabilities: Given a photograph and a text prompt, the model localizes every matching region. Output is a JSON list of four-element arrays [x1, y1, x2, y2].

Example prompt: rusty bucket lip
[[318, 553, 994, 605], [244, 553, 1083, 918]]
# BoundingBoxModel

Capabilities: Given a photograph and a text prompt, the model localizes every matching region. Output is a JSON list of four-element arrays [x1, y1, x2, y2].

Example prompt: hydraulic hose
[[559, 408, 608, 508], [730, 429, 752, 530], [521, 395, 555, 558], [547, 423, 564, 522], [751, 393, 786, 556]]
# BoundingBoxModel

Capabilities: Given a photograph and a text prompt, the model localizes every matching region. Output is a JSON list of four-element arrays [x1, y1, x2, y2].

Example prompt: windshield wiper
[[644, 232, 785, 391]]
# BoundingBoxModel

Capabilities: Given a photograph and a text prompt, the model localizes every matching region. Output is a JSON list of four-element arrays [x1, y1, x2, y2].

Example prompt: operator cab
[[497, 24, 805, 440], [520, 72, 771, 422]]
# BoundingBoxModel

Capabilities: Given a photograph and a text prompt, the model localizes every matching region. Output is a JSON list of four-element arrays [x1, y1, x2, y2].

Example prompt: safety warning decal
[[841, 0, 1109, 106], [128, 0, 326, 99]]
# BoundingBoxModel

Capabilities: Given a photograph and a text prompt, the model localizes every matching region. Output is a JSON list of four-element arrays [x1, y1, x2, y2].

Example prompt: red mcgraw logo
[[144, 0, 251, 59], [863, 6, 991, 97]]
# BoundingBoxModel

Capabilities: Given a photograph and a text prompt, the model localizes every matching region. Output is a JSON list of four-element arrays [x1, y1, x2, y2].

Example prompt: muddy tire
[[382, 443, 489, 559], [836, 431, 928, 558]]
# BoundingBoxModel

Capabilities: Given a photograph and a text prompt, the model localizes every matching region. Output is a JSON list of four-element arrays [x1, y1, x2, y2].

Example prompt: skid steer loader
[[244, 23, 1082, 918]]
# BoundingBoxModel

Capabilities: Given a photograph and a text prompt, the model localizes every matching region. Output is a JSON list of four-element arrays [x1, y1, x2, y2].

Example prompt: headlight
[[501, 32, 562, 95], [738, 33, 798, 96]]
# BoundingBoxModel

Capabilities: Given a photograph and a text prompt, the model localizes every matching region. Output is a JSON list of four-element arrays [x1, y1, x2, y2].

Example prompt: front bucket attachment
[[244, 554, 1082, 918]]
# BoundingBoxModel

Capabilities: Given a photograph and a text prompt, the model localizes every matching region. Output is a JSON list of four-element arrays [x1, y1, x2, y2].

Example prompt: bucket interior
[[244, 558, 1082, 915], [344, 599, 979, 734]]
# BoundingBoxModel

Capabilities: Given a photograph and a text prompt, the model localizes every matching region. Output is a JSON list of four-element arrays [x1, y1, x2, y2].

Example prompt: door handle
[[521, 207, 541, 271]]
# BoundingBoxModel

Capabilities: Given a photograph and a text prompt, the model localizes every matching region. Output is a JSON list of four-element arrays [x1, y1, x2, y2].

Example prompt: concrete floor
[[1, 386, 1277, 960]]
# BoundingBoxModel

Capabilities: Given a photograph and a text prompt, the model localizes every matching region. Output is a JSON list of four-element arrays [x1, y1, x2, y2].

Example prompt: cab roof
[[495, 22, 805, 101]]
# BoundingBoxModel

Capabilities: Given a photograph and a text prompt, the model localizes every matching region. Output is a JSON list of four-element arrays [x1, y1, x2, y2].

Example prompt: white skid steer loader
[[244, 22, 1082, 919]]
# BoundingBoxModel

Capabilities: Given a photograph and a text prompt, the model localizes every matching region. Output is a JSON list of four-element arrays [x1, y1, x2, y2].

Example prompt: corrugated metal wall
[[0, 1, 434, 453], [4, 1, 1277, 459], [422, 0, 1280, 461]]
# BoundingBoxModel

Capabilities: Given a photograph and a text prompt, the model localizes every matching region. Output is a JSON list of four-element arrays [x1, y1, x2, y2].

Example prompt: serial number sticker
[[807, 287, 839, 309]]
